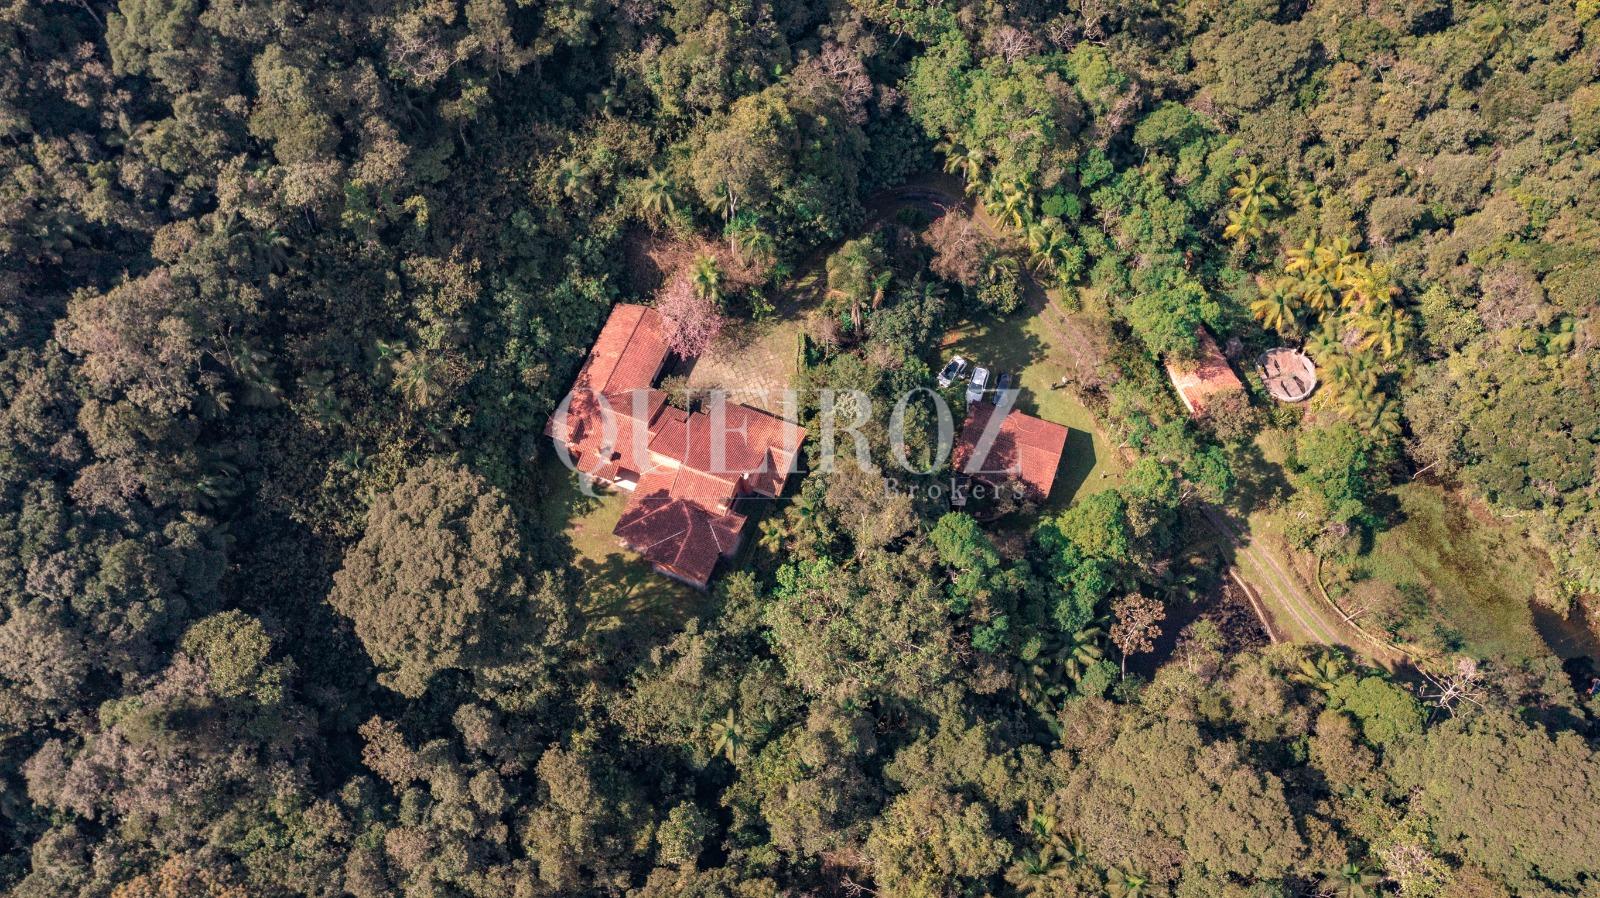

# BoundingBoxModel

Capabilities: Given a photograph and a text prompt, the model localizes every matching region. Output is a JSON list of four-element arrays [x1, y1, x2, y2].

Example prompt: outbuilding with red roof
[[951, 402, 1070, 501], [1164, 328, 1245, 417]]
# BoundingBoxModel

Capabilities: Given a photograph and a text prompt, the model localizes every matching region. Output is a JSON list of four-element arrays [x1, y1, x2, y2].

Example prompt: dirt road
[[878, 176, 1374, 656]]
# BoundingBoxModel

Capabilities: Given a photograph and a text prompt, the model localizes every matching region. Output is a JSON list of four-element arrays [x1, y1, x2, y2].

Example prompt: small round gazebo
[[1257, 348, 1317, 402]]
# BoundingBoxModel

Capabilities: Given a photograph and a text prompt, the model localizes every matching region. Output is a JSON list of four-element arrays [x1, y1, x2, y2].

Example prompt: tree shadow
[[1366, 486, 1404, 538], [942, 309, 1049, 410], [534, 451, 721, 650], [1225, 437, 1294, 515], [575, 550, 709, 666], [532, 458, 605, 562]]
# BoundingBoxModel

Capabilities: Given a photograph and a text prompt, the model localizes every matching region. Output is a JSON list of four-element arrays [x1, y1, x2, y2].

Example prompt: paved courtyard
[[685, 314, 804, 417]]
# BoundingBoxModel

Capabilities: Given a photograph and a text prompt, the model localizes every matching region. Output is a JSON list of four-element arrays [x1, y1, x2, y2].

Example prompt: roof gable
[[549, 305, 808, 588], [615, 472, 748, 587], [952, 404, 1070, 499], [1164, 328, 1243, 416]]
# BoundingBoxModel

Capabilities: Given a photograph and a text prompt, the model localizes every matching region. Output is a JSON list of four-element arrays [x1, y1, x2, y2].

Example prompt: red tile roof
[[648, 401, 806, 498], [1164, 328, 1243, 416], [545, 305, 672, 475], [584, 304, 670, 396], [952, 404, 1070, 500], [614, 469, 747, 588], [548, 304, 807, 588]]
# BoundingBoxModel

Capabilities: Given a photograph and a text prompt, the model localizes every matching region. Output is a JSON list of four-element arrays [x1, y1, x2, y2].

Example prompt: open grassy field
[[1334, 482, 1557, 662], [941, 306, 1125, 516]]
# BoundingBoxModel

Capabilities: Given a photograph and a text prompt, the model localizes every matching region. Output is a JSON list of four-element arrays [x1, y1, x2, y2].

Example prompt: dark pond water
[[1531, 600, 1600, 661]]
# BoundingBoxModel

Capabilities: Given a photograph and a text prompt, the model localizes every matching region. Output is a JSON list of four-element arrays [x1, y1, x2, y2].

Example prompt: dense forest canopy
[[2, 0, 1599, 895]]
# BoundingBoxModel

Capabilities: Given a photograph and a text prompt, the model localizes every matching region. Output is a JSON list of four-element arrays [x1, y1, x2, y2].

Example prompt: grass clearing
[[534, 458, 706, 634], [1332, 482, 1554, 662]]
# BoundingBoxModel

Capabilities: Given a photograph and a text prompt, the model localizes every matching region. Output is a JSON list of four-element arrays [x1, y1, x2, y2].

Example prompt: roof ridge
[[602, 305, 648, 395]]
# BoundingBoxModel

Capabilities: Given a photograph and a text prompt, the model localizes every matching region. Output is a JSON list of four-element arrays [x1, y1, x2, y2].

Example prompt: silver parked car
[[966, 366, 991, 405], [937, 355, 969, 388]]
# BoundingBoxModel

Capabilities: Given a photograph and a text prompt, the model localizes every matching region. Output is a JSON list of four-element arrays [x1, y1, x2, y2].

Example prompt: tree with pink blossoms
[[655, 271, 725, 358]]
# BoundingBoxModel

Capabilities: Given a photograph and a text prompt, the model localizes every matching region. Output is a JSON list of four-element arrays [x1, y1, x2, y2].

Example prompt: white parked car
[[937, 355, 969, 388], [966, 366, 991, 405]]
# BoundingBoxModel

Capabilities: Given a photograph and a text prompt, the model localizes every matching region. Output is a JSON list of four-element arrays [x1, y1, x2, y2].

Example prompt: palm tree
[[251, 230, 292, 275], [1298, 269, 1339, 315], [830, 283, 867, 334], [1223, 204, 1267, 247], [1013, 846, 1065, 894], [392, 349, 444, 408], [1012, 654, 1057, 713], [555, 158, 593, 205], [1106, 867, 1150, 898], [1251, 277, 1302, 336], [1060, 833, 1089, 868], [1290, 652, 1347, 692], [1343, 390, 1402, 437], [757, 516, 786, 554], [1228, 163, 1281, 214], [1284, 233, 1321, 275], [791, 492, 820, 528], [706, 182, 739, 221], [227, 341, 282, 406], [1010, 801, 1083, 893], [1351, 302, 1412, 359], [862, 270, 890, 317], [1339, 261, 1399, 315], [301, 369, 345, 428], [691, 255, 722, 303], [1024, 800, 1058, 842], [938, 139, 986, 183], [1323, 351, 1379, 406], [708, 708, 747, 763], [1305, 321, 1343, 365], [192, 455, 242, 510], [637, 167, 676, 222], [733, 226, 776, 268], [337, 447, 368, 474], [1049, 624, 1106, 686], [1027, 220, 1074, 275], [1320, 862, 1383, 898], [990, 181, 1033, 231], [1224, 165, 1281, 248], [1318, 235, 1365, 283], [983, 252, 1021, 285]]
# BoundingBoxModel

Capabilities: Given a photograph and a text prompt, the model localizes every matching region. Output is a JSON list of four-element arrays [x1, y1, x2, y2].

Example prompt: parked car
[[994, 371, 1016, 397], [937, 355, 969, 388], [966, 366, 991, 405]]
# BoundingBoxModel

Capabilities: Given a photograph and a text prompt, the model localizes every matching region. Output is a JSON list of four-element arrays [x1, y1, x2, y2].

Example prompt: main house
[[545, 304, 806, 589]]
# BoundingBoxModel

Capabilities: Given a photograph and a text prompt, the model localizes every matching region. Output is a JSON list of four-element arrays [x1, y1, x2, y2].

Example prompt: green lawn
[[534, 458, 706, 634], [942, 305, 1125, 516]]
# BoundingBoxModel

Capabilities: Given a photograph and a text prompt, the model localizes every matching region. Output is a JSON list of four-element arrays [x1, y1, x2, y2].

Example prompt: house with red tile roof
[[546, 304, 806, 588], [951, 402, 1070, 501], [1164, 328, 1244, 417]]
